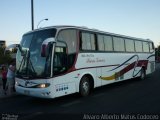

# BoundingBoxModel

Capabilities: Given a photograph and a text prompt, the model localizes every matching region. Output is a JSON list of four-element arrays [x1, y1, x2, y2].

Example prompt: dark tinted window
[[98, 35, 113, 51], [57, 29, 77, 54], [113, 37, 125, 52], [57, 29, 78, 69], [143, 42, 149, 52], [125, 39, 135, 52], [149, 42, 154, 52], [135, 41, 143, 52], [81, 32, 95, 50], [97, 35, 104, 51], [104, 35, 113, 51], [17, 29, 56, 78]]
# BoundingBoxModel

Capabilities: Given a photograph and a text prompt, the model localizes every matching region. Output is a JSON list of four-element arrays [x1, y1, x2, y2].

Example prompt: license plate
[[24, 90, 30, 95]]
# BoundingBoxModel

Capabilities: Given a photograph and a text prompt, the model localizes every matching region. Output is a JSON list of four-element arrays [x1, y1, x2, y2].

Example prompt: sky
[[0, 0, 160, 47]]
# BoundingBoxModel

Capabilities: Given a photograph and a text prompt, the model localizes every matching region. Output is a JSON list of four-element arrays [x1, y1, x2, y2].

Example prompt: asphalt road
[[0, 63, 160, 120]]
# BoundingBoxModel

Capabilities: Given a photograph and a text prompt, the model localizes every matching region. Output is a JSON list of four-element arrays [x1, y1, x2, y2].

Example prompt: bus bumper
[[15, 85, 54, 99]]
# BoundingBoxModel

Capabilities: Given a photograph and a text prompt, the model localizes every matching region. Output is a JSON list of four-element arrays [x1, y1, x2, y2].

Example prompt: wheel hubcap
[[141, 70, 145, 79], [141, 73, 144, 79], [82, 82, 89, 93]]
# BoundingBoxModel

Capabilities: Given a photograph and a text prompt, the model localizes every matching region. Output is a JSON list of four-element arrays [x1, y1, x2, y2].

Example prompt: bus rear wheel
[[140, 68, 146, 80], [79, 76, 91, 97]]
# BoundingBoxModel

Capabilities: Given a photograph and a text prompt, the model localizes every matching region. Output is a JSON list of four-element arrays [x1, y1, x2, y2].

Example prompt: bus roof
[[26, 25, 152, 42]]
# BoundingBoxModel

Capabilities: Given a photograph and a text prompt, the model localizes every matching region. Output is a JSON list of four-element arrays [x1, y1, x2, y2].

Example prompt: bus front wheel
[[79, 76, 91, 97]]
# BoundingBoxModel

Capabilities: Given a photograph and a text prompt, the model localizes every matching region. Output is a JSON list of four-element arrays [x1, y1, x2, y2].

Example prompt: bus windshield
[[16, 29, 56, 79]]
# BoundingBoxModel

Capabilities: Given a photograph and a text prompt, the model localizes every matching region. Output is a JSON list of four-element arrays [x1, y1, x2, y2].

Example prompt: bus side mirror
[[41, 38, 55, 57], [41, 44, 49, 57]]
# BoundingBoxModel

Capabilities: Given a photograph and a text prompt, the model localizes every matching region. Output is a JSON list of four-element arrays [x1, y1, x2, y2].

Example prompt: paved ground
[[0, 76, 17, 99], [0, 86, 17, 99]]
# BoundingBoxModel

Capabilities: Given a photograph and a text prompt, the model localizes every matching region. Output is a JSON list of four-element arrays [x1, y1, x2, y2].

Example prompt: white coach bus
[[15, 26, 155, 98]]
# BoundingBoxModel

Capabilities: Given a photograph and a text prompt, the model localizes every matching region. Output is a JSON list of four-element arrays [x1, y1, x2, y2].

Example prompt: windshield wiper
[[27, 51, 36, 77], [17, 45, 27, 74], [17, 45, 37, 78]]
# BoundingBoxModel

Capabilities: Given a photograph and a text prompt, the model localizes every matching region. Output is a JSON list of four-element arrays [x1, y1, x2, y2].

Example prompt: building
[[0, 40, 6, 48]]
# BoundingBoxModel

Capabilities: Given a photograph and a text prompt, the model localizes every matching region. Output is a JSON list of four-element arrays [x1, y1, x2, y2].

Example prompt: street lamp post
[[31, 0, 34, 30], [37, 18, 48, 29]]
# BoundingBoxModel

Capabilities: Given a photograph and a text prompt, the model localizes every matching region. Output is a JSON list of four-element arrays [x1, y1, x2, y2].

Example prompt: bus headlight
[[37, 83, 50, 88], [15, 81, 19, 86]]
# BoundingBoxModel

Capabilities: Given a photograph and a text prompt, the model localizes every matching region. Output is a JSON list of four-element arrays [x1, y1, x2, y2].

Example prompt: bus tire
[[79, 76, 91, 97], [140, 68, 146, 80]]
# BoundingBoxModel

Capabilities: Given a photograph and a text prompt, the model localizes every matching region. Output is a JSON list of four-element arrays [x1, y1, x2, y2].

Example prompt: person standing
[[1, 66, 7, 92], [6, 60, 16, 95]]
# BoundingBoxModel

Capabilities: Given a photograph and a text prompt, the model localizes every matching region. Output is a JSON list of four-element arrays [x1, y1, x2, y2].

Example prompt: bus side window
[[97, 35, 113, 51], [97, 35, 104, 51], [135, 40, 143, 52], [125, 39, 135, 52], [149, 42, 154, 52], [113, 37, 125, 52], [143, 42, 149, 52], [57, 29, 77, 70], [104, 35, 113, 51], [81, 32, 96, 51], [53, 47, 67, 75]]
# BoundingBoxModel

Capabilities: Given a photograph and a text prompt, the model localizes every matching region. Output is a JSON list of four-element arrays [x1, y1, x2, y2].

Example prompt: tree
[[157, 45, 160, 57], [0, 47, 12, 65], [155, 44, 160, 62]]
